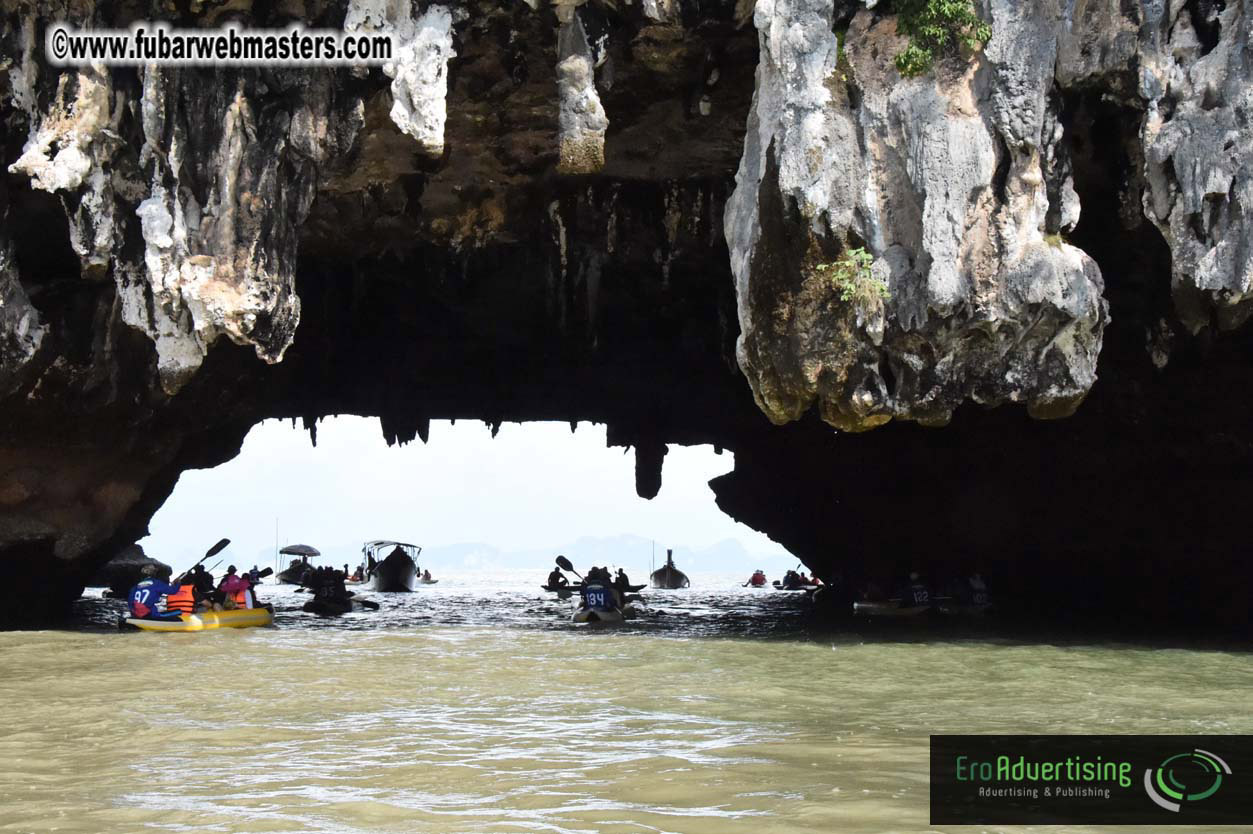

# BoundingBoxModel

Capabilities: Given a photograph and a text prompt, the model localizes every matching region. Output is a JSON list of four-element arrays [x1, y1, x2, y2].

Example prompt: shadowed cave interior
[[1, 9, 1251, 633]]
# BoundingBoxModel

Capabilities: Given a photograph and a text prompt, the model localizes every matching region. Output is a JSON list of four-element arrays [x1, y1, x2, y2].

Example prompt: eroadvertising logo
[[1143, 748, 1231, 812], [930, 735, 1253, 825]]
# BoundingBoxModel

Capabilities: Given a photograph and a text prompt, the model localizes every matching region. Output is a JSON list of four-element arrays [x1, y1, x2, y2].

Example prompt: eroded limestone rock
[[1140, 2, 1253, 333], [0, 242, 46, 395], [345, 0, 455, 156], [556, 13, 608, 174], [726, 0, 1108, 431]]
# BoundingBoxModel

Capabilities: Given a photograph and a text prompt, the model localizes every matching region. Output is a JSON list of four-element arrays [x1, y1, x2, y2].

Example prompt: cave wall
[[0, 0, 1251, 630]]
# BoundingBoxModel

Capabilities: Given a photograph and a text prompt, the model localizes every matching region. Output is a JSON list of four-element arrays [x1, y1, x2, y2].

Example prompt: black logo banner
[[931, 735, 1253, 825]]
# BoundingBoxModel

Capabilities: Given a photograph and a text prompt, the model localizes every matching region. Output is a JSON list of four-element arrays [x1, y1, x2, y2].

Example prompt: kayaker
[[747, 570, 767, 587], [967, 571, 990, 606], [126, 566, 185, 620], [422, 569, 433, 581], [547, 568, 568, 588], [190, 564, 214, 595], [312, 566, 350, 602], [164, 575, 197, 615], [899, 572, 931, 608], [218, 566, 253, 609], [613, 568, 632, 592]]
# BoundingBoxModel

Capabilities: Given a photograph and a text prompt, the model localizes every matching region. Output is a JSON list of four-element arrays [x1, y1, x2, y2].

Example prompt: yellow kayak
[[122, 607, 274, 632]]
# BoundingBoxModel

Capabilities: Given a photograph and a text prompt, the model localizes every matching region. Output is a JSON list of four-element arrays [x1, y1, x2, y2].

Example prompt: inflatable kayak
[[573, 605, 624, 624], [571, 583, 641, 625], [302, 594, 380, 616], [773, 581, 819, 592], [120, 607, 274, 632], [303, 597, 352, 616], [853, 601, 930, 618], [939, 602, 993, 617]]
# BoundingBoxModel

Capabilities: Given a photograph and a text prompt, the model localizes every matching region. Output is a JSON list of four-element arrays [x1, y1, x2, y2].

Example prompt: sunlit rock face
[[726, 0, 1253, 431], [0, 0, 1251, 628], [1138, 2, 1253, 333], [728, 0, 1107, 431]]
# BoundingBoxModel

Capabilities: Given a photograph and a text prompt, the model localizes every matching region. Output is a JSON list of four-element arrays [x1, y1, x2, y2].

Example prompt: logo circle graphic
[[1144, 748, 1231, 813]]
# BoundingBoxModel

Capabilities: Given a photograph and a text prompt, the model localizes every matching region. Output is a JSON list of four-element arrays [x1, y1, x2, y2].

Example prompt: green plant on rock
[[892, 0, 992, 78], [814, 247, 889, 310]]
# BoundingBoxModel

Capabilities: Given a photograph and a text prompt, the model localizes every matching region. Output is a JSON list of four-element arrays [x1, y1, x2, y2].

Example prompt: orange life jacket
[[233, 587, 252, 608], [166, 584, 196, 614]]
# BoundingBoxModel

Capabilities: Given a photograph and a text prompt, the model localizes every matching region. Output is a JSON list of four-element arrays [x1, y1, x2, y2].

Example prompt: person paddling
[[164, 574, 197, 615], [126, 565, 185, 620], [218, 566, 253, 609], [899, 571, 932, 608]]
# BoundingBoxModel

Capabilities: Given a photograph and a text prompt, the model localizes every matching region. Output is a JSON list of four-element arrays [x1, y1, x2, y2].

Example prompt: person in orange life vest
[[163, 573, 197, 615], [217, 566, 254, 609]]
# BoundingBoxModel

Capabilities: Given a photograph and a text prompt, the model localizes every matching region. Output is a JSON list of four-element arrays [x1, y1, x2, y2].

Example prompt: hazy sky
[[141, 417, 787, 572]]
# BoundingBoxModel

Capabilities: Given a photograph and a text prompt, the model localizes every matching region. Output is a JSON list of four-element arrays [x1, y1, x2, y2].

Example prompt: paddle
[[173, 539, 231, 584], [194, 538, 230, 568], [555, 555, 583, 580]]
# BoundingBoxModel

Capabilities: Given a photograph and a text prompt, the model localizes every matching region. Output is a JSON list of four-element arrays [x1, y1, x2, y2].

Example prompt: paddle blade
[[204, 538, 231, 559], [360, 600, 380, 610], [256, 567, 274, 578], [556, 555, 574, 572]]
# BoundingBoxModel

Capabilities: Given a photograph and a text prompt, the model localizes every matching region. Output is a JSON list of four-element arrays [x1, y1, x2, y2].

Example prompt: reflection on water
[[2, 573, 1251, 834]]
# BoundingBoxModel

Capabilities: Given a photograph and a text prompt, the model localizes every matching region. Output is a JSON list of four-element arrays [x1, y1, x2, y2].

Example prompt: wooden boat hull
[[370, 550, 417, 592], [121, 607, 274, 632], [276, 565, 311, 585], [649, 567, 690, 589]]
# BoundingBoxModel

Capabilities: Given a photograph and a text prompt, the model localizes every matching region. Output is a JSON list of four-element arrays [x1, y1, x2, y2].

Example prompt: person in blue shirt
[[899, 571, 932, 608], [127, 566, 186, 620]]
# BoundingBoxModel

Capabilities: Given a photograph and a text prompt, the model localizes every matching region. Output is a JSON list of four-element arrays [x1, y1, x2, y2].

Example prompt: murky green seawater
[[1, 577, 1250, 834]]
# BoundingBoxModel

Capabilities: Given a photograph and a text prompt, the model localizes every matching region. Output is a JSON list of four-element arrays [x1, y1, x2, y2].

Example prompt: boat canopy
[[362, 540, 422, 558], [279, 544, 321, 557]]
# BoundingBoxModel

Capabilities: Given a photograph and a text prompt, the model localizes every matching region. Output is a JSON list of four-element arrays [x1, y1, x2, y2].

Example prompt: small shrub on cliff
[[892, 0, 992, 78], [814, 247, 889, 309]]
